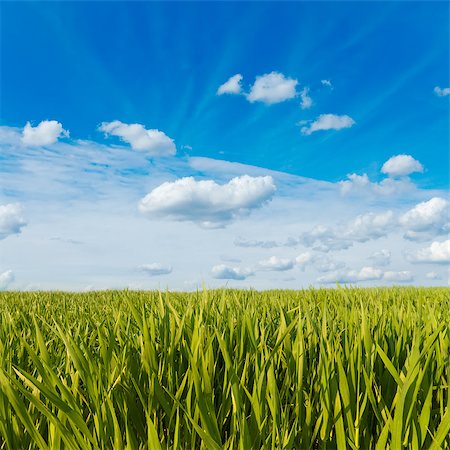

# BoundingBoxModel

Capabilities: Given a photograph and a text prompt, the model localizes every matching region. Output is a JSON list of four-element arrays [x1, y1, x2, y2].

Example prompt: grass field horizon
[[1, 287, 449, 449]]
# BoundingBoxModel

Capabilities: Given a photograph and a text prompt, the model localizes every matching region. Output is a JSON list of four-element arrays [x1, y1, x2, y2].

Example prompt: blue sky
[[0, 1, 449, 290]]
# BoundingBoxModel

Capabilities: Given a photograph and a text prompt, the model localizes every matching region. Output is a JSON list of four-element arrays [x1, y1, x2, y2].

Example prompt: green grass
[[0, 287, 449, 449]]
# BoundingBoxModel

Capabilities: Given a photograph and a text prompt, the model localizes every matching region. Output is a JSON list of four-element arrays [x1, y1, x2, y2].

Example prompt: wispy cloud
[[300, 114, 355, 135], [0, 270, 14, 290], [434, 86, 450, 97], [0, 203, 27, 240], [368, 249, 391, 266], [300, 87, 313, 109], [257, 256, 295, 271]]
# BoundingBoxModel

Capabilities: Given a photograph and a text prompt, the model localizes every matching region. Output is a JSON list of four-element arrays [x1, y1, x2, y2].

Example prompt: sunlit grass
[[0, 288, 449, 449]]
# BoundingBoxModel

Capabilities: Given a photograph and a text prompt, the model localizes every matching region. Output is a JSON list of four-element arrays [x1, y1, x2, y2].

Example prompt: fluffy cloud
[[381, 154, 423, 178], [339, 173, 415, 196], [318, 266, 414, 284], [217, 74, 243, 95], [258, 256, 295, 271], [434, 86, 450, 97], [317, 266, 383, 283], [312, 254, 345, 273], [295, 251, 314, 267], [368, 249, 391, 266], [99, 120, 176, 156], [0, 270, 14, 290], [301, 114, 355, 135], [300, 211, 394, 252], [21, 120, 69, 147], [211, 264, 253, 280], [247, 72, 298, 104], [400, 197, 448, 240], [0, 203, 27, 240], [406, 240, 450, 264], [345, 211, 395, 241], [300, 225, 353, 252], [383, 271, 413, 282], [139, 175, 276, 227], [321, 79, 333, 88], [137, 263, 172, 276], [300, 87, 313, 109]]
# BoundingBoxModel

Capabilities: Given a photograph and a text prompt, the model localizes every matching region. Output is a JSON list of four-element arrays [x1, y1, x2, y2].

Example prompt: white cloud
[[295, 252, 315, 267], [383, 271, 413, 282], [137, 263, 172, 276], [301, 114, 355, 135], [381, 154, 423, 178], [300, 225, 353, 252], [0, 203, 27, 240], [434, 86, 450, 97], [339, 173, 415, 197], [426, 271, 441, 280], [258, 256, 294, 271], [368, 249, 391, 266], [1, 123, 447, 290], [300, 87, 313, 109], [406, 240, 450, 264], [211, 264, 253, 280], [99, 120, 176, 156], [217, 74, 243, 95], [345, 211, 395, 242], [234, 236, 298, 248], [300, 210, 395, 252], [234, 237, 279, 248], [139, 175, 276, 227], [247, 72, 298, 104], [21, 120, 69, 147], [321, 79, 332, 88], [313, 254, 345, 273], [317, 266, 383, 284], [0, 270, 14, 290], [400, 197, 448, 240]]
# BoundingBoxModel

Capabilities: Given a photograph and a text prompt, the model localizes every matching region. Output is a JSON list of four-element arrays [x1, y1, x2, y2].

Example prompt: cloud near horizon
[[0, 270, 14, 290], [211, 264, 254, 280], [137, 263, 173, 276], [317, 266, 413, 284]]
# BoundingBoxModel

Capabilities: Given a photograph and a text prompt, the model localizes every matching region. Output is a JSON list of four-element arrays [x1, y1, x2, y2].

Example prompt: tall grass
[[0, 288, 449, 449]]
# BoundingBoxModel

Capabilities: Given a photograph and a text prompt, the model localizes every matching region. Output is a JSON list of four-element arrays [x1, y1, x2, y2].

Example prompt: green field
[[0, 288, 449, 449]]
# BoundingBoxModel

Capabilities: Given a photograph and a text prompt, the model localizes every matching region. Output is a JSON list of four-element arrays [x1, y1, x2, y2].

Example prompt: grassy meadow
[[0, 288, 449, 449]]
